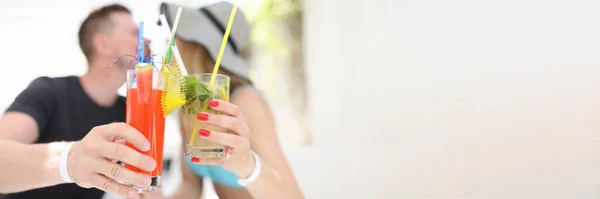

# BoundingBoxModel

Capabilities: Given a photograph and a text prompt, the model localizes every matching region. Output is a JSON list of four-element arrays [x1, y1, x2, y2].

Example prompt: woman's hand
[[190, 99, 256, 178], [137, 191, 165, 199]]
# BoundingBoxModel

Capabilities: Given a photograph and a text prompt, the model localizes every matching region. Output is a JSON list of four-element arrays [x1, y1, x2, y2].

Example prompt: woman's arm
[[167, 178, 203, 199], [145, 152, 203, 199], [167, 112, 204, 199], [215, 89, 304, 199]]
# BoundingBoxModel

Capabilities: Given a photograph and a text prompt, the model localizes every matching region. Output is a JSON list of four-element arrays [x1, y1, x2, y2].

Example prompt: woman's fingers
[[189, 156, 228, 165], [207, 99, 242, 118], [198, 129, 248, 149], [197, 113, 248, 136]]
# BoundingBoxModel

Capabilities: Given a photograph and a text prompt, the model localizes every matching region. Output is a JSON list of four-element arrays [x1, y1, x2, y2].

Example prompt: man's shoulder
[[39, 75, 78, 85], [27, 76, 77, 90]]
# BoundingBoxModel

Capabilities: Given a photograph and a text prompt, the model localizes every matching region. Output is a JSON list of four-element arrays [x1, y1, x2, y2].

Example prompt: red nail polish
[[209, 100, 219, 107], [191, 157, 200, 163], [180, 127, 184, 133], [197, 113, 208, 121], [199, 129, 210, 137]]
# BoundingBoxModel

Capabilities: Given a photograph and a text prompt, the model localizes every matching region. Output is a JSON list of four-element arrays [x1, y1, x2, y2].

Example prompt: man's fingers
[[100, 123, 150, 151], [114, 138, 126, 145], [91, 158, 152, 188], [99, 142, 156, 172], [91, 174, 136, 199]]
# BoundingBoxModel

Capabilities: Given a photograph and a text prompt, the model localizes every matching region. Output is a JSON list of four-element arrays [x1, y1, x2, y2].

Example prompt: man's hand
[[67, 123, 156, 198]]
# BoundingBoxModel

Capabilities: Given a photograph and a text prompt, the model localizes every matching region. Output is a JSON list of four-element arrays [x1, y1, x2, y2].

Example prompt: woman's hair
[[175, 38, 250, 94]]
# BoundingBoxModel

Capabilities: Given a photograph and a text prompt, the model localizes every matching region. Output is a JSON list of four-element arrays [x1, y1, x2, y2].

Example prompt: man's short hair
[[78, 4, 131, 62]]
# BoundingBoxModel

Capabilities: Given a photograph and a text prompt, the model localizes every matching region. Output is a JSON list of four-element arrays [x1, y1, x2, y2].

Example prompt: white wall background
[[2, 0, 600, 198], [299, 0, 600, 198]]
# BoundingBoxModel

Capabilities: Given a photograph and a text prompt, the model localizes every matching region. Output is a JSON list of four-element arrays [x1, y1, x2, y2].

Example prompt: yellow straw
[[208, 3, 238, 87], [189, 3, 238, 146]]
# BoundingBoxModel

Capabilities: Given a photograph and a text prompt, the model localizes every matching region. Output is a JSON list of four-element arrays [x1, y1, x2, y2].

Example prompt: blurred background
[[2, 0, 600, 198]]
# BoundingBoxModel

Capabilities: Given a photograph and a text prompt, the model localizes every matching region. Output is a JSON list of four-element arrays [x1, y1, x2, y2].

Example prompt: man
[[0, 4, 155, 199]]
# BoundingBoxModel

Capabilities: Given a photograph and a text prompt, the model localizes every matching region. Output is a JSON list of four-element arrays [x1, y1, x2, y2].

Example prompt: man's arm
[[1, 112, 40, 144], [0, 77, 65, 193], [0, 77, 157, 198], [0, 118, 158, 196], [0, 120, 65, 192]]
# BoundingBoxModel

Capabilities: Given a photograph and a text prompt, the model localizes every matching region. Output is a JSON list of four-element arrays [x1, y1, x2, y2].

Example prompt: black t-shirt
[[2, 76, 126, 199]]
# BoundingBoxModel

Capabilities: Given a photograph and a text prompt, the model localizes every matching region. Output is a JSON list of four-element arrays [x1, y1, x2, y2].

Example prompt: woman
[[159, 2, 304, 199]]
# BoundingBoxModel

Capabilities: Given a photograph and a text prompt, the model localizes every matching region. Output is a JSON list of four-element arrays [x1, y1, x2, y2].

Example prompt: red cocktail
[[125, 65, 165, 192]]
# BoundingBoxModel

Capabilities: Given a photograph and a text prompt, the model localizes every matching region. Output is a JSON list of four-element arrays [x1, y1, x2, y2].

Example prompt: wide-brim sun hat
[[159, 1, 251, 81]]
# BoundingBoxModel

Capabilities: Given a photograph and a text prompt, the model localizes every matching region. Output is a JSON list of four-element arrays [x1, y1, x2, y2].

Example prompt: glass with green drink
[[182, 73, 230, 158]]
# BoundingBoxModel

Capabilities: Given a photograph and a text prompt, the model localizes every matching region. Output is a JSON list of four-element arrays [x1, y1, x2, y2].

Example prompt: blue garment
[[185, 157, 242, 188]]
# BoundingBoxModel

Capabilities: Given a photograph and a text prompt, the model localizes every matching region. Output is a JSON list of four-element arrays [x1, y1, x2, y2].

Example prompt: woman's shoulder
[[231, 87, 274, 123], [231, 85, 260, 99], [231, 87, 269, 110]]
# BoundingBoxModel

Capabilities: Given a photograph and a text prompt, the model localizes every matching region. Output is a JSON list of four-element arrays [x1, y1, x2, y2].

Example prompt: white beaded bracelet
[[59, 142, 75, 183], [237, 151, 261, 187]]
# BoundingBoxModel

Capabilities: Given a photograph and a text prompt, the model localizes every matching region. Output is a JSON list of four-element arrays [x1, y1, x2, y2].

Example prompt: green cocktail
[[182, 73, 230, 158]]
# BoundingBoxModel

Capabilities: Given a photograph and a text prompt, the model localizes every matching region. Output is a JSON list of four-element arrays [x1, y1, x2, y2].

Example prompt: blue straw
[[137, 22, 144, 63]]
